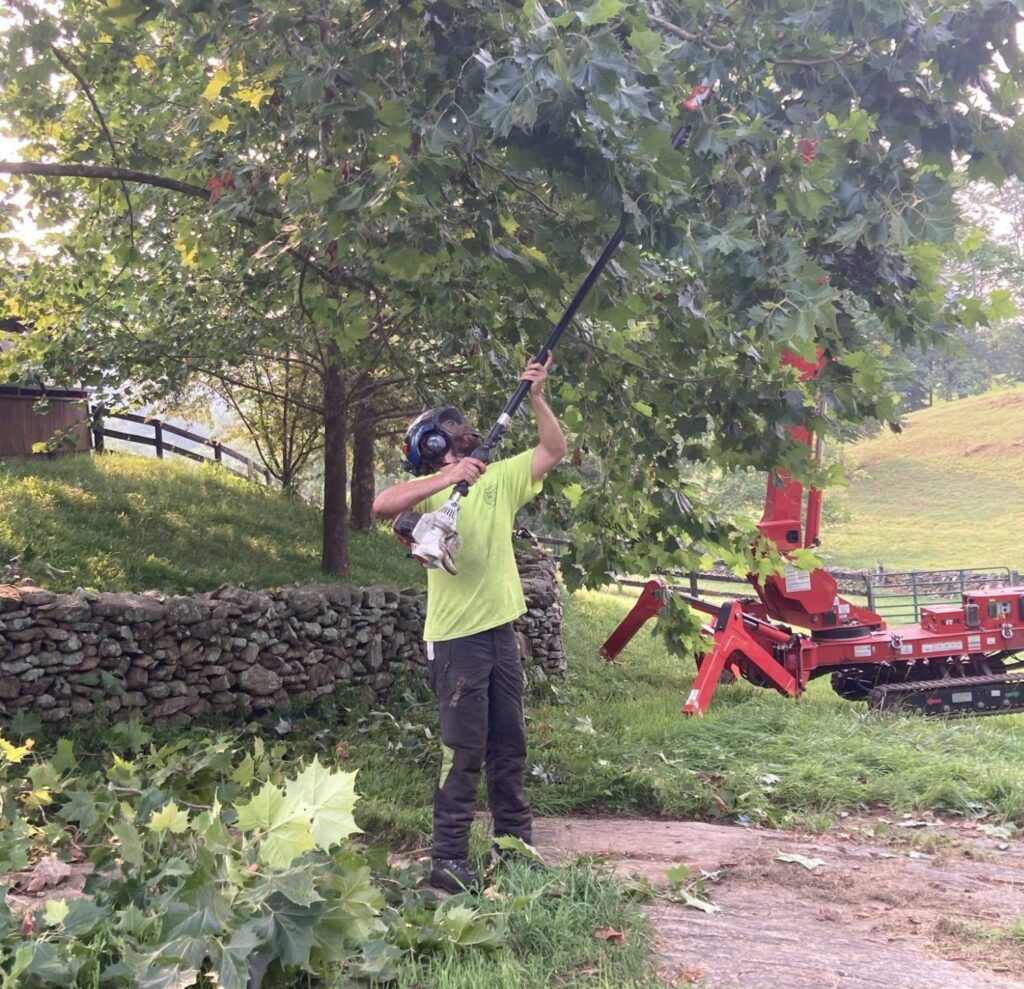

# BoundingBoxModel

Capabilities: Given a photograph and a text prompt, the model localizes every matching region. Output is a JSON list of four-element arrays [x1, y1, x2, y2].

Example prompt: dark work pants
[[428, 622, 533, 861]]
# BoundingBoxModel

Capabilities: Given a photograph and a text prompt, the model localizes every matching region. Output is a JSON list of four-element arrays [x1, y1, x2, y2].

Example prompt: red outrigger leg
[[682, 601, 799, 715], [599, 584, 802, 716], [599, 580, 667, 662]]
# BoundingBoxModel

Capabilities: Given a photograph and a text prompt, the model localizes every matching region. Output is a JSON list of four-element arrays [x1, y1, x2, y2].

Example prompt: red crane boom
[[599, 353, 1024, 717]]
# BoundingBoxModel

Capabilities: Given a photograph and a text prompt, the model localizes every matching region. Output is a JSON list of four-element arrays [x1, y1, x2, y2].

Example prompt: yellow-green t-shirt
[[417, 448, 542, 642]]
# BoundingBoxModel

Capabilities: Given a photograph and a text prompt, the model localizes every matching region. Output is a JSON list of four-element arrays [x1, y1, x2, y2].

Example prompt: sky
[[0, 133, 47, 245]]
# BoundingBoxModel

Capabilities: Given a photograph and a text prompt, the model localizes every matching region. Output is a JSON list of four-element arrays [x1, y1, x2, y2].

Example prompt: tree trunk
[[350, 404, 376, 530], [321, 344, 349, 575]]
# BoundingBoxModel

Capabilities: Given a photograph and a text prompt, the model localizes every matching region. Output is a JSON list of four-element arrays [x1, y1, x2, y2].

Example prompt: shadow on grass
[[0, 453, 423, 593]]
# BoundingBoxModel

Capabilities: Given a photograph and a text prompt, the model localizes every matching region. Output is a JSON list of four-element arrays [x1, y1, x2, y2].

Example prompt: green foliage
[[0, 454, 423, 593], [0, 729, 512, 989], [2, 0, 1022, 591], [0, 712, 670, 989]]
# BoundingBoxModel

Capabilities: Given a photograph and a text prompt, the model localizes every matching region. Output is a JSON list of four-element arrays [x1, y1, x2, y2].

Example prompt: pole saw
[[393, 83, 713, 575]]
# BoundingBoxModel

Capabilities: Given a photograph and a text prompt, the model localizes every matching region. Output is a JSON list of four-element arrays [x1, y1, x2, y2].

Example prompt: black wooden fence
[[90, 407, 273, 485]]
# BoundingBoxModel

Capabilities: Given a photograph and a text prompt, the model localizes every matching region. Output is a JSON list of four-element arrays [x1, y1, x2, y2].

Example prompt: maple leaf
[[234, 84, 273, 110], [0, 735, 34, 764], [235, 782, 315, 869], [201, 68, 231, 101], [147, 802, 190, 835], [287, 757, 362, 850], [174, 239, 198, 268], [208, 115, 230, 135], [42, 899, 69, 926]]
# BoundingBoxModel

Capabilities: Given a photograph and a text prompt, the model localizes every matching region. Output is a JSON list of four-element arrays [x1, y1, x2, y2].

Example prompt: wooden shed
[[0, 319, 92, 457]]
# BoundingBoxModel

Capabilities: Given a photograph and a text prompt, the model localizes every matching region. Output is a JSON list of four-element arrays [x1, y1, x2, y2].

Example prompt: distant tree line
[[893, 179, 1024, 411]]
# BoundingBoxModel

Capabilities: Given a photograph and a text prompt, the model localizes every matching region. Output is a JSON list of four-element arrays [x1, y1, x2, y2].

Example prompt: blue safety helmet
[[401, 407, 480, 476]]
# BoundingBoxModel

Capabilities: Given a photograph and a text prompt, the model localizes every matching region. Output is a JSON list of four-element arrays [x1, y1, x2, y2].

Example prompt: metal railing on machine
[[528, 535, 1020, 624]]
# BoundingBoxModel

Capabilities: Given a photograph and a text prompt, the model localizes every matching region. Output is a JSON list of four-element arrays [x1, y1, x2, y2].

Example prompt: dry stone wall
[[0, 548, 564, 725]]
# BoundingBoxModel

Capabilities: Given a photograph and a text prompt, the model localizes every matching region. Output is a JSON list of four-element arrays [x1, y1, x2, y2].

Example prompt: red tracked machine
[[599, 352, 1024, 717]]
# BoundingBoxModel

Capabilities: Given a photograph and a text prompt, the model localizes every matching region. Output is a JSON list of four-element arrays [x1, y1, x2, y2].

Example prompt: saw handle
[[452, 346, 551, 497]]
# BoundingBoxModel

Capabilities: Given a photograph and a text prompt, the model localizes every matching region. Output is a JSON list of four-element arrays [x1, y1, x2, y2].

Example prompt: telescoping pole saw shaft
[[404, 83, 713, 573]]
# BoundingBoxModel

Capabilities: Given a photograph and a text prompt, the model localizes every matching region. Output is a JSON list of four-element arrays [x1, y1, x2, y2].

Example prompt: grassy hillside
[[824, 385, 1024, 571], [0, 453, 423, 593]]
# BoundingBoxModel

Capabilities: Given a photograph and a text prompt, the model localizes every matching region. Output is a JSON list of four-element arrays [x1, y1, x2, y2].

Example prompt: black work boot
[[429, 858, 482, 894]]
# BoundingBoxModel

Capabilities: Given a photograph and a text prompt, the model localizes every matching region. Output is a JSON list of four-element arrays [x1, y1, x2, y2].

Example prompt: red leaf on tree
[[206, 176, 224, 204], [206, 171, 237, 204], [797, 138, 818, 164]]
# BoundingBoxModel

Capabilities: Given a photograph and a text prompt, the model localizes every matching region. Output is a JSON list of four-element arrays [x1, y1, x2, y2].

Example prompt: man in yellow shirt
[[373, 358, 566, 893]]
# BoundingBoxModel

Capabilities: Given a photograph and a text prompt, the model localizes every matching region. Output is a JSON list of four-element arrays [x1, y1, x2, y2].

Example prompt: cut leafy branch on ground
[[0, 727, 663, 989]]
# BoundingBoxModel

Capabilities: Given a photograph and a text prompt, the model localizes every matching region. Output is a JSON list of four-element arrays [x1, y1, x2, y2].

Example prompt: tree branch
[[475, 154, 563, 217], [647, 14, 735, 54], [47, 44, 136, 248], [199, 367, 324, 415], [773, 46, 863, 67], [0, 160, 369, 291], [648, 13, 879, 66], [0, 160, 212, 201]]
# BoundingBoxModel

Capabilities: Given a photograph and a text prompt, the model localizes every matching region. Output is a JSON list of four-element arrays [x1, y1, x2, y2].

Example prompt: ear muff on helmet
[[400, 407, 480, 476]]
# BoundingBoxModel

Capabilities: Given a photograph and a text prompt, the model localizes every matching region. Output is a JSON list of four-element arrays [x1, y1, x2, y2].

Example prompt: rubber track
[[869, 671, 1024, 718]]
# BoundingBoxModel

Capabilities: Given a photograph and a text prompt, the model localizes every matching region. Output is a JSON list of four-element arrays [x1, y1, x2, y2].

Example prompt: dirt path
[[534, 814, 1024, 989]]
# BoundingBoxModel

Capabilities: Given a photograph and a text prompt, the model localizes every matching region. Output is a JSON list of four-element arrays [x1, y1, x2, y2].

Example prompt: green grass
[[329, 587, 1024, 853], [0, 453, 423, 593], [388, 865, 663, 989], [824, 385, 1024, 570]]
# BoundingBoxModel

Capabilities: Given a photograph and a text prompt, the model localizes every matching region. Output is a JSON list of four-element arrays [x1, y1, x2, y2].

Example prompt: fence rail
[[530, 535, 1020, 625], [90, 407, 273, 485]]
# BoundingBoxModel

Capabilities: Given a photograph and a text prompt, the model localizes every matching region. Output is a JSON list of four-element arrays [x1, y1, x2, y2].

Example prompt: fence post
[[153, 420, 164, 459], [90, 405, 105, 453], [213, 441, 222, 463], [911, 571, 919, 622], [865, 574, 876, 614], [264, 468, 271, 485], [689, 571, 699, 596]]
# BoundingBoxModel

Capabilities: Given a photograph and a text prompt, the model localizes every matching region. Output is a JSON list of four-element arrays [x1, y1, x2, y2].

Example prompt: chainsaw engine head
[[400, 406, 481, 476]]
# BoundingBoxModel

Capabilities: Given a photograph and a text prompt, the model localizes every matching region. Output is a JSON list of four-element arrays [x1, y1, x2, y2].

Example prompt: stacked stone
[[0, 555, 564, 724], [513, 547, 566, 674]]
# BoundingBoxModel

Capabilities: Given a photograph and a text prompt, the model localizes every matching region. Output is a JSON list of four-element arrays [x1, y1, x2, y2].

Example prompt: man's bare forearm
[[530, 390, 567, 458], [373, 458, 488, 518], [373, 473, 454, 518], [529, 390, 567, 481]]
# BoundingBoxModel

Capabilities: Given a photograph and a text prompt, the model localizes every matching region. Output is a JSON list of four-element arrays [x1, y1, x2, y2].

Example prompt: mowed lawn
[[824, 385, 1024, 572]]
